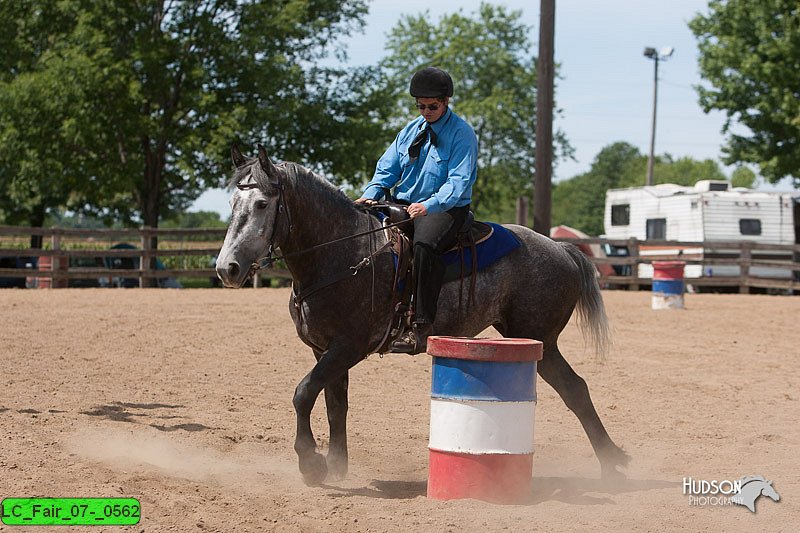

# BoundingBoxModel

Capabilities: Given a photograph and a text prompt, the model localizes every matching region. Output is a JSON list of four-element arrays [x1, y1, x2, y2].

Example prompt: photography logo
[[683, 475, 780, 512]]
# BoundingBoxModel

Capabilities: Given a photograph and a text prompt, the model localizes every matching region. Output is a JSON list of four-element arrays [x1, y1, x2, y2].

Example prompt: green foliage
[[629, 155, 727, 188], [731, 166, 757, 188], [552, 142, 732, 236], [552, 143, 641, 236], [160, 254, 215, 271], [160, 211, 227, 229], [689, 0, 800, 187], [0, 0, 376, 229], [45, 211, 123, 230], [375, 3, 571, 217]]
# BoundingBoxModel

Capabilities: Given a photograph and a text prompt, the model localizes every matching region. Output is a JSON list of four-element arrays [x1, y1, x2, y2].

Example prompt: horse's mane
[[739, 475, 768, 486], [227, 157, 363, 217]]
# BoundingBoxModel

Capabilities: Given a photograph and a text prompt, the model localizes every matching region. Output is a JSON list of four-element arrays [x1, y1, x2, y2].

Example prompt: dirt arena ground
[[1, 288, 798, 532]]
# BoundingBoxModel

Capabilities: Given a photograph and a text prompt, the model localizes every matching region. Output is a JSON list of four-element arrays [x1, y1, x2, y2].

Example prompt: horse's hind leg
[[537, 344, 630, 478], [324, 372, 349, 480]]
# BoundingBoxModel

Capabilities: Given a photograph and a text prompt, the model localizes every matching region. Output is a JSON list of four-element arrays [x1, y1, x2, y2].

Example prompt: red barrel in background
[[36, 255, 68, 288], [652, 260, 685, 309]]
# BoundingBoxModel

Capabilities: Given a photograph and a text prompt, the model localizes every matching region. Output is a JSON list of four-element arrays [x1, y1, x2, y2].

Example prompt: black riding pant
[[412, 205, 470, 324]]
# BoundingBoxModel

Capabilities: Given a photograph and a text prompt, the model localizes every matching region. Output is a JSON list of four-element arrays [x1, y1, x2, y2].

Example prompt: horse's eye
[[255, 200, 269, 210]]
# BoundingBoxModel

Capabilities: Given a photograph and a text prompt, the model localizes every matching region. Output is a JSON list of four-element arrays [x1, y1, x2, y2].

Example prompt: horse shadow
[[3, 402, 214, 432], [529, 475, 679, 505], [325, 476, 678, 504], [323, 480, 428, 500], [80, 401, 215, 432]]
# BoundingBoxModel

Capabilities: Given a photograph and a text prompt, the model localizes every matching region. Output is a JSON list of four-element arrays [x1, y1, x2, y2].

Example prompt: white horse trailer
[[603, 180, 798, 281]]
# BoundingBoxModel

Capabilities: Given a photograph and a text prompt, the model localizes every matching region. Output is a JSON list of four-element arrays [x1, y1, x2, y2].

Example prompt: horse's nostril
[[228, 262, 240, 278]]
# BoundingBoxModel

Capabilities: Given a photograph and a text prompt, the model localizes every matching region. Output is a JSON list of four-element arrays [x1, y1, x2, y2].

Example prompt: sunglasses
[[415, 102, 441, 111]]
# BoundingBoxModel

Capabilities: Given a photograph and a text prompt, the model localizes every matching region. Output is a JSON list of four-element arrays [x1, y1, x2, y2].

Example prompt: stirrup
[[389, 323, 432, 355], [389, 329, 418, 354]]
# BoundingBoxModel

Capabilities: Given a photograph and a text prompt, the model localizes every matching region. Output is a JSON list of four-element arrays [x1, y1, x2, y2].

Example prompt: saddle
[[370, 202, 492, 353], [377, 202, 492, 245]]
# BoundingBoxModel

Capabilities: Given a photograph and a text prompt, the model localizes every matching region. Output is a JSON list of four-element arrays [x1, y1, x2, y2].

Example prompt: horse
[[216, 144, 629, 485], [730, 476, 780, 512]]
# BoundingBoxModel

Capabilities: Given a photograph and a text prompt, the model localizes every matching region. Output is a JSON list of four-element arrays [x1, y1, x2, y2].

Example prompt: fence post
[[627, 237, 640, 291], [140, 228, 151, 288], [739, 242, 752, 294], [51, 232, 66, 288], [516, 196, 528, 227]]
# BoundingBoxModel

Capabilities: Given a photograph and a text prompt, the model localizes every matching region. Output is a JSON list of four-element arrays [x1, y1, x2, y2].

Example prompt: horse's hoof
[[601, 465, 627, 481], [300, 453, 328, 486], [325, 449, 348, 481], [326, 460, 348, 482], [600, 446, 631, 480]]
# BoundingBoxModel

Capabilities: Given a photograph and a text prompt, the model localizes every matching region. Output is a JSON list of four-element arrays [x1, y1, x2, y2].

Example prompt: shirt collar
[[429, 107, 452, 136], [416, 107, 452, 135]]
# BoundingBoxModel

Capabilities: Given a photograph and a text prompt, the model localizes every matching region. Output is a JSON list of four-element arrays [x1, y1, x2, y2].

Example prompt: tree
[[621, 154, 726, 188], [0, 0, 377, 243], [731, 166, 757, 188], [161, 210, 227, 229], [375, 3, 571, 218], [689, 0, 800, 187], [552, 142, 641, 236], [552, 142, 731, 236]]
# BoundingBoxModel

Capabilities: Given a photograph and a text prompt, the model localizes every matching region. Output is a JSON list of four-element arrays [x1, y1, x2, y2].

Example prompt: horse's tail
[[561, 242, 611, 359]]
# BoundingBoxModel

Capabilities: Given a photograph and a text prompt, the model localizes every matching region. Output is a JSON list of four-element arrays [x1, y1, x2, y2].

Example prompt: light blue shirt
[[362, 108, 478, 214]]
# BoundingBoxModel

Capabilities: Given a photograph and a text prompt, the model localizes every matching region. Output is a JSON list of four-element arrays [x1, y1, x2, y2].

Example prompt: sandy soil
[[1, 288, 798, 532]]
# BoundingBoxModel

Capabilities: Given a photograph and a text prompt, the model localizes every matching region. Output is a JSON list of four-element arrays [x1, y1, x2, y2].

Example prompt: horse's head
[[761, 480, 780, 502], [216, 144, 289, 288]]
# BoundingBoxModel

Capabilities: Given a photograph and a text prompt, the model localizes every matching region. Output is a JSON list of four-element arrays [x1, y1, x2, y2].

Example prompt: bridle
[[230, 161, 415, 356], [235, 173, 292, 279], [235, 175, 411, 281]]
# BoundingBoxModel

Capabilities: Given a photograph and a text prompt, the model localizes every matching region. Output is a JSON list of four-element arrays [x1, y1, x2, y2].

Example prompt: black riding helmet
[[409, 67, 454, 98]]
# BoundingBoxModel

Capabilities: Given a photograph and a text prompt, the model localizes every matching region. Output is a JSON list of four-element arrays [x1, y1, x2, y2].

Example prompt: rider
[[355, 67, 479, 354]]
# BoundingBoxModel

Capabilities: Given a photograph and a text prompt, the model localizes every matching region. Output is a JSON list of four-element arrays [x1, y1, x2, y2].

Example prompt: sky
[[191, 0, 794, 218]]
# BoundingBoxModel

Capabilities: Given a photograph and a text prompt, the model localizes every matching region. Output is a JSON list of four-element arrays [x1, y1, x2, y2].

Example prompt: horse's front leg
[[293, 340, 360, 486], [324, 372, 349, 481]]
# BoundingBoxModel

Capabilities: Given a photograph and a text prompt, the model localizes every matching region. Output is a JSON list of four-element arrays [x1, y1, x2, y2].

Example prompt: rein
[[237, 178, 410, 311], [233, 161, 413, 356], [239, 193, 412, 274]]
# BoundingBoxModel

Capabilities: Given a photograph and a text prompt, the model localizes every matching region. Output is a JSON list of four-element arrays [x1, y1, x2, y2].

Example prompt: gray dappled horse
[[216, 145, 629, 485]]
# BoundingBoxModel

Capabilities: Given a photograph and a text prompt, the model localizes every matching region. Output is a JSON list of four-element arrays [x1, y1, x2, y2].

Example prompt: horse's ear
[[231, 144, 247, 168], [257, 144, 279, 180]]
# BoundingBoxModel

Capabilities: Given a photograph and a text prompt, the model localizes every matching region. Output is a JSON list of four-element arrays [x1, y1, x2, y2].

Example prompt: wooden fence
[[0, 225, 290, 288], [2, 225, 798, 293], [553, 236, 800, 293]]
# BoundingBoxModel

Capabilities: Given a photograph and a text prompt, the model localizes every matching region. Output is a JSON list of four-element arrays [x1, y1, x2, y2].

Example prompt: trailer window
[[739, 218, 761, 235], [611, 204, 630, 226], [646, 218, 666, 240]]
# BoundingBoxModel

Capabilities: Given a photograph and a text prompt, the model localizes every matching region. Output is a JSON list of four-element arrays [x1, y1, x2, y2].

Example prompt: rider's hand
[[406, 203, 427, 218], [355, 197, 377, 206]]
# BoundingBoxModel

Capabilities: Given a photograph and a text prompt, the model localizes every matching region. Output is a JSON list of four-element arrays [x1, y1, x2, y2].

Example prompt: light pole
[[643, 46, 674, 186]]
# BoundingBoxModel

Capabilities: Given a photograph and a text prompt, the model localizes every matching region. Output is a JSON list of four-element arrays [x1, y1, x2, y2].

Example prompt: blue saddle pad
[[442, 222, 521, 282]]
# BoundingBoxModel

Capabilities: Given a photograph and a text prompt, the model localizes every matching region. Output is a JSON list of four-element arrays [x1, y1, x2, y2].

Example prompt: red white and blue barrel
[[426, 336, 544, 504], [652, 260, 686, 309]]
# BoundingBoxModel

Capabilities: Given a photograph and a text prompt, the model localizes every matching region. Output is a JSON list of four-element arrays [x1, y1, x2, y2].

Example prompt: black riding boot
[[390, 243, 444, 354]]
